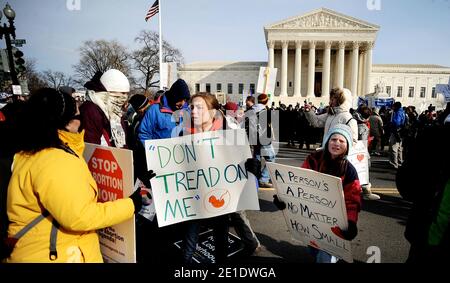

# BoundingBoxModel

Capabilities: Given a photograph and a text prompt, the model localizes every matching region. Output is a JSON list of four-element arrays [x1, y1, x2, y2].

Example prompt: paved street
[[233, 142, 411, 263]]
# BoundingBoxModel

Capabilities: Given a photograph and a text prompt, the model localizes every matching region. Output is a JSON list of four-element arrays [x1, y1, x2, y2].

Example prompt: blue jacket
[[391, 108, 406, 129], [138, 95, 188, 144]]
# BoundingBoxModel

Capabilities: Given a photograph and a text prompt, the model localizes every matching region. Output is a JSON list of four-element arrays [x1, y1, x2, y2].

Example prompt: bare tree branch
[[131, 30, 184, 93]]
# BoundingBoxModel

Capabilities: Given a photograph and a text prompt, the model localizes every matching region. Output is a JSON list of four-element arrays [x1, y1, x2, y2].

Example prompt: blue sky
[[2, 0, 450, 77]]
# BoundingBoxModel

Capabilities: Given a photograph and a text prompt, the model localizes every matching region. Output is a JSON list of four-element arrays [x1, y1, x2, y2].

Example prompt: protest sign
[[267, 163, 353, 262], [134, 178, 156, 222], [173, 229, 244, 264], [257, 67, 277, 96], [144, 129, 259, 227], [84, 143, 136, 263], [347, 140, 370, 185]]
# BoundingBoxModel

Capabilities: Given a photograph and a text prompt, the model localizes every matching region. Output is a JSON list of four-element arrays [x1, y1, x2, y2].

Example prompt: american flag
[[145, 0, 159, 22]]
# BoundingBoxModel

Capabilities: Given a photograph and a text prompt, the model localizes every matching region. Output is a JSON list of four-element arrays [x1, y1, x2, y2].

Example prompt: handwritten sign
[[144, 129, 259, 227], [257, 67, 277, 96], [347, 140, 370, 185], [267, 163, 353, 263], [84, 143, 136, 263]]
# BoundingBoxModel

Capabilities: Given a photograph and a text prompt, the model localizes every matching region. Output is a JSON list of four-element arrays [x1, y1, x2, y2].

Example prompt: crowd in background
[[1, 70, 449, 263]]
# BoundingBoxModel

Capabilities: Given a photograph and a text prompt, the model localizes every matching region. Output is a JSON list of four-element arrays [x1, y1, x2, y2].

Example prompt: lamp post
[[0, 3, 19, 85]]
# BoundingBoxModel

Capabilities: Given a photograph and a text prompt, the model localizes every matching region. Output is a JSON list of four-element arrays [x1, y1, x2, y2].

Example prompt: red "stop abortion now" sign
[[88, 148, 124, 202]]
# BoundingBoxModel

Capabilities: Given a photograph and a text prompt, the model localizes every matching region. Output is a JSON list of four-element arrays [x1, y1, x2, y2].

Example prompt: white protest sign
[[267, 162, 353, 263], [12, 85, 22, 95], [347, 140, 370, 185], [84, 143, 136, 263], [257, 67, 277, 96], [161, 62, 178, 89], [436, 83, 450, 103], [144, 129, 259, 227]]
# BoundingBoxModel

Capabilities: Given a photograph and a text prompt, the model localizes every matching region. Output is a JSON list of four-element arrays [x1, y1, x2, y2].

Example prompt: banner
[[436, 83, 450, 103], [257, 67, 277, 96], [266, 163, 353, 262], [347, 140, 370, 185], [84, 143, 136, 263], [144, 129, 259, 227]]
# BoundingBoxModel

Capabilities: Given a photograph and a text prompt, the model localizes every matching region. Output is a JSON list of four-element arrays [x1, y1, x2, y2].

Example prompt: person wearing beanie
[[304, 88, 380, 200], [135, 79, 191, 263], [79, 69, 130, 148], [138, 79, 191, 143], [4, 88, 140, 262], [125, 94, 152, 190], [272, 124, 362, 263], [304, 88, 358, 146]]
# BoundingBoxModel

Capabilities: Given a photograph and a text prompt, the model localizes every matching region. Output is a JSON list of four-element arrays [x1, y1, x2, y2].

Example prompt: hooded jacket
[[305, 89, 358, 146], [6, 130, 134, 263], [138, 80, 190, 143]]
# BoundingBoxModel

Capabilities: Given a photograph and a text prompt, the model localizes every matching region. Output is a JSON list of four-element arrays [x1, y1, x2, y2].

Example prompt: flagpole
[[159, 0, 163, 90]]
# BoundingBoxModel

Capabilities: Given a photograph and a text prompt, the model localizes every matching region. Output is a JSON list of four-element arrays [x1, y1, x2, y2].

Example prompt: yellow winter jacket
[[6, 130, 134, 263]]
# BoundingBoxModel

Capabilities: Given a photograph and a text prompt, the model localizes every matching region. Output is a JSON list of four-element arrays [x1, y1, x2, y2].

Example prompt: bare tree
[[131, 30, 184, 92], [73, 40, 132, 85], [11, 58, 47, 93], [41, 70, 76, 90]]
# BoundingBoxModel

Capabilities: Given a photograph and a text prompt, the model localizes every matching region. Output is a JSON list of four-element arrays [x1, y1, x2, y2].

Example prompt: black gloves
[[245, 158, 261, 179], [273, 195, 286, 210], [138, 170, 156, 188], [332, 221, 358, 241], [129, 187, 143, 213]]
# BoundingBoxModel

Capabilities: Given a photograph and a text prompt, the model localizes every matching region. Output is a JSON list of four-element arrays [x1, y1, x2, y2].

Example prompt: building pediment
[[265, 8, 379, 31]]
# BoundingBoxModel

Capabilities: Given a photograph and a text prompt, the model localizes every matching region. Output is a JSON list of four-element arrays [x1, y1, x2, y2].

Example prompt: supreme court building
[[179, 8, 450, 109]]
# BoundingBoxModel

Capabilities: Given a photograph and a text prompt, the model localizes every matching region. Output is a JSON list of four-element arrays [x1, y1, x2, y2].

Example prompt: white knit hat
[[100, 69, 130, 92]]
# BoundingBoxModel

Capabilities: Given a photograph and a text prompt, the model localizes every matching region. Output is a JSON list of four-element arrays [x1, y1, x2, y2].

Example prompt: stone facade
[[178, 8, 450, 109]]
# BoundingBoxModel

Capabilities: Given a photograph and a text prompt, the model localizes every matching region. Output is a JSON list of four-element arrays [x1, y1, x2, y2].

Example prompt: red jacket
[[302, 153, 362, 223]]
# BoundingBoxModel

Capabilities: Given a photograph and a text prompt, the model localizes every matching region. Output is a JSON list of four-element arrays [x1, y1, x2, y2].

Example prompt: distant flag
[[145, 0, 159, 22]]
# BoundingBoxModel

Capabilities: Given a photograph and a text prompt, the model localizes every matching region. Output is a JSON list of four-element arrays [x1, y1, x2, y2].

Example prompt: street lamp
[[0, 3, 19, 85]]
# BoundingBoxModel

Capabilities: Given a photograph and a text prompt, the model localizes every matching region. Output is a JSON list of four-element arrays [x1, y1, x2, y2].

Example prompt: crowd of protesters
[[1, 69, 449, 263]]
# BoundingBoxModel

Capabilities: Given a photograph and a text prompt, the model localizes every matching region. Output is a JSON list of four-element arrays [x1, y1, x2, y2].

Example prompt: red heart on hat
[[357, 154, 364, 162]]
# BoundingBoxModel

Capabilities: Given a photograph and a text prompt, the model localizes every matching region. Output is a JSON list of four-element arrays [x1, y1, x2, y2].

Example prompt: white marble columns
[[351, 41, 360, 96], [322, 41, 331, 98], [280, 40, 289, 97], [307, 41, 316, 98], [268, 41, 275, 69], [294, 40, 302, 97], [337, 41, 346, 89], [363, 42, 374, 95], [267, 40, 371, 98]]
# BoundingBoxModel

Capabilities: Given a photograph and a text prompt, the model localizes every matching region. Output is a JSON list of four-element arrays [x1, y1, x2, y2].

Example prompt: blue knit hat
[[323, 124, 353, 154]]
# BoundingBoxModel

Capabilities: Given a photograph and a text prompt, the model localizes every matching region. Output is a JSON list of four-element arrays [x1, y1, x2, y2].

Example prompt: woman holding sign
[[273, 124, 362, 263], [180, 93, 259, 263], [3, 88, 142, 263]]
